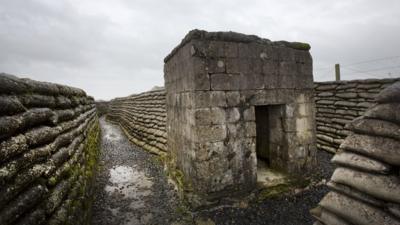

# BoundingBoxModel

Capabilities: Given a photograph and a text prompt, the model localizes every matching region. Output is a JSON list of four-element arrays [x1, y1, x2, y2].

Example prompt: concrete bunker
[[164, 30, 317, 207]]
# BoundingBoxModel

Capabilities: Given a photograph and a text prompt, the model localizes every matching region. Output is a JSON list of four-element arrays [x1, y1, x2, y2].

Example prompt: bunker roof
[[164, 29, 311, 62]]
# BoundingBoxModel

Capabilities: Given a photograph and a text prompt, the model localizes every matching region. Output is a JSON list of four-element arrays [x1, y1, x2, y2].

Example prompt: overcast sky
[[1, 0, 399, 100]]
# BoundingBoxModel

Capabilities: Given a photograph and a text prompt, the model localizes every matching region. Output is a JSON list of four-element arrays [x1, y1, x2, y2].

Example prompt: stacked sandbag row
[[311, 81, 400, 225], [108, 90, 167, 155], [0, 73, 100, 225], [314, 78, 400, 153], [95, 100, 109, 117]]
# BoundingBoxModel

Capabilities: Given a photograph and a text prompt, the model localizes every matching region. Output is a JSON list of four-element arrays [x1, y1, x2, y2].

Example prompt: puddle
[[102, 123, 122, 141], [105, 165, 153, 198], [104, 165, 154, 224]]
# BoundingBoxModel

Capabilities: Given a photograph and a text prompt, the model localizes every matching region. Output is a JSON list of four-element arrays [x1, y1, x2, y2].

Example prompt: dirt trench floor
[[92, 117, 334, 225]]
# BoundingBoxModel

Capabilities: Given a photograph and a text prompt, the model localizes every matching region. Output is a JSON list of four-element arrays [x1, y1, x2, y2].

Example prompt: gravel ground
[[195, 150, 335, 225], [92, 117, 184, 225], [92, 117, 336, 225]]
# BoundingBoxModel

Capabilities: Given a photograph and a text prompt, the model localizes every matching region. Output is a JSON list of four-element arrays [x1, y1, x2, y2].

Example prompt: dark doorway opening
[[255, 104, 288, 187], [255, 105, 285, 170]]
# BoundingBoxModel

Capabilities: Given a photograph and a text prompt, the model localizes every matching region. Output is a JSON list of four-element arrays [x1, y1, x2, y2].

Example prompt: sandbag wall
[[95, 100, 109, 117], [0, 73, 99, 225], [311, 81, 400, 225], [108, 90, 167, 155], [314, 78, 400, 153]]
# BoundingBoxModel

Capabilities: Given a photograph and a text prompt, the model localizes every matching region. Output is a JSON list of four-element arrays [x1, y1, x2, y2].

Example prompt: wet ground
[[92, 117, 335, 225], [92, 117, 183, 225]]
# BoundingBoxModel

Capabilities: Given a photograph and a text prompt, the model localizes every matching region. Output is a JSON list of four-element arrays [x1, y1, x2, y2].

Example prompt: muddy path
[[92, 117, 333, 225], [91, 117, 184, 225]]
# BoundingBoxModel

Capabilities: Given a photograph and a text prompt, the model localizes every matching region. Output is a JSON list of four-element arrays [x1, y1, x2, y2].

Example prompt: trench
[[91, 117, 183, 225]]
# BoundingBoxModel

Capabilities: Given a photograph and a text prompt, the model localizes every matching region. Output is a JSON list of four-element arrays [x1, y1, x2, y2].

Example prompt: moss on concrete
[[258, 183, 291, 201], [288, 42, 311, 50]]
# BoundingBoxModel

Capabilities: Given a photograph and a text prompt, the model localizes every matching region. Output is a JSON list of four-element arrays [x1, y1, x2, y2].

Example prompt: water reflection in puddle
[[105, 165, 154, 224], [102, 123, 122, 141]]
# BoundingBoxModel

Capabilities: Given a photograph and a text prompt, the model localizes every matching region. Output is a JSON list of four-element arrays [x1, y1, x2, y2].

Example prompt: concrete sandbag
[[0, 134, 28, 163], [331, 167, 400, 204], [0, 115, 24, 140], [376, 81, 400, 103], [340, 133, 400, 166], [53, 109, 75, 123], [388, 203, 400, 219], [0, 144, 53, 183], [22, 108, 55, 128], [25, 126, 62, 147], [14, 208, 46, 225], [19, 94, 56, 108], [0, 164, 47, 204], [319, 191, 400, 225], [55, 96, 72, 109], [20, 78, 60, 96], [0, 73, 28, 94], [56, 84, 86, 97], [311, 205, 352, 225], [45, 179, 73, 214], [346, 117, 400, 140], [364, 103, 400, 124], [0, 95, 26, 116], [0, 184, 48, 225], [331, 151, 391, 174], [327, 181, 384, 207]]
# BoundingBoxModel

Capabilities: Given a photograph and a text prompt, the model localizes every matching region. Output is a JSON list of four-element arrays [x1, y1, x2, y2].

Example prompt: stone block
[[193, 72, 210, 91], [224, 42, 239, 58], [278, 61, 297, 76], [241, 73, 265, 90], [226, 107, 241, 123], [206, 41, 225, 58], [206, 58, 226, 74], [226, 91, 241, 106], [195, 141, 226, 161], [210, 91, 227, 107], [196, 124, 227, 142], [210, 73, 241, 91], [194, 107, 226, 125], [225, 58, 240, 74], [243, 107, 255, 121], [244, 122, 256, 137]]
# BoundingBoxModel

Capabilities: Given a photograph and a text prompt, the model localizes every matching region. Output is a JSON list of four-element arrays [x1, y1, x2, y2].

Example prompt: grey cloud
[[0, 0, 399, 100]]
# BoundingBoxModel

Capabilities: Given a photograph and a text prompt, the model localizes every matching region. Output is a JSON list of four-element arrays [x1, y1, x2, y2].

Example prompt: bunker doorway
[[255, 105, 288, 187], [255, 104, 286, 167]]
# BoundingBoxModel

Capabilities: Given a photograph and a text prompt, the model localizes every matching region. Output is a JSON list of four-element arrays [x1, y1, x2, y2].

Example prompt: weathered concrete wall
[[0, 73, 99, 225], [314, 78, 400, 153], [164, 29, 316, 207], [107, 90, 167, 155], [311, 81, 400, 225]]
